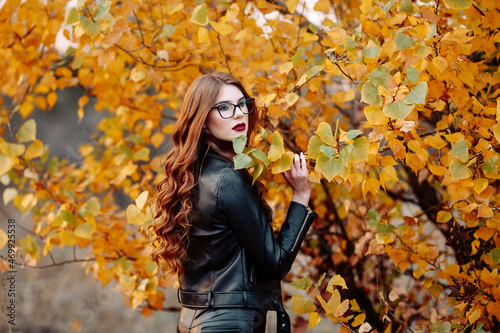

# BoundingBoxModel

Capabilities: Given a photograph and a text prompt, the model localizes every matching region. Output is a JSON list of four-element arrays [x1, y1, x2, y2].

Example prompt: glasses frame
[[210, 98, 255, 119]]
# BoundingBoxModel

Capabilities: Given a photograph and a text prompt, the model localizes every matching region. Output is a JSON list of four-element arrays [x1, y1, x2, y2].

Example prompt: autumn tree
[[1, 0, 500, 332]]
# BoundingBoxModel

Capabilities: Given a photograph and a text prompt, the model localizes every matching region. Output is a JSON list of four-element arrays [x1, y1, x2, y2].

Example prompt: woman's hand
[[282, 152, 312, 206]]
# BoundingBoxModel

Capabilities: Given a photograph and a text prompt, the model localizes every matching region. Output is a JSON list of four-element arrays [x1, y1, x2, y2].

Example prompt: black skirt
[[177, 306, 268, 333]]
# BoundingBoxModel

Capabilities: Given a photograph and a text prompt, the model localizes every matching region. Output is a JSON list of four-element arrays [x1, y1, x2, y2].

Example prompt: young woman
[[149, 72, 317, 333]]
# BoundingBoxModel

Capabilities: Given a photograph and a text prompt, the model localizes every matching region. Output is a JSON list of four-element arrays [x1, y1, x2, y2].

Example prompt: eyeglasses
[[210, 98, 255, 119]]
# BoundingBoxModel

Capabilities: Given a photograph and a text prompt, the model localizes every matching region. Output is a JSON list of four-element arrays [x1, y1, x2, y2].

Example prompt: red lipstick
[[232, 123, 246, 131]]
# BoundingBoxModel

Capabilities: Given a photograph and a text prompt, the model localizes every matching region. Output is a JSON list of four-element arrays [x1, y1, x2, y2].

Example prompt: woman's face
[[205, 84, 249, 142]]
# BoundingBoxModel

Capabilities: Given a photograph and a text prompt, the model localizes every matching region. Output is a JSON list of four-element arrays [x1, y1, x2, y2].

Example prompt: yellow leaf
[[327, 28, 346, 45], [162, 124, 176, 134], [279, 62, 293, 75], [436, 211, 452, 223], [473, 178, 489, 194], [492, 124, 500, 144], [286, 92, 299, 106], [364, 106, 389, 125], [334, 299, 349, 317], [59, 230, 78, 246], [478, 204, 493, 218], [467, 308, 481, 324], [0, 229, 7, 249], [429, 164, 447, 176], [135, 191, 149, 210], [21, 234, 40, 260], [352, 313, 366, 327], [16, 118, 36, 143], [20, 101, 34, 118], [130, 68, 146, 82], [198, 27, 209, 43], [291, 294, 316, 315], [3, 188, 18, 205], [286, 0, 298, 13], [327, 274, 348, 291], [127, 204, 147, 225], [271, 151, 294, 174], [264, 93, 277, 105], [25, 140, 43, 160], [74, 222, 96, 240], [360, 0, 372, 14], [268, 132, 285, 162], [47, 92, 57, 109], [432, 56, 448, 73], [210, 20, 233, 36], [309, 312, 321, 329], [0, 153, 15, 177], [449, 160, 472, 180]]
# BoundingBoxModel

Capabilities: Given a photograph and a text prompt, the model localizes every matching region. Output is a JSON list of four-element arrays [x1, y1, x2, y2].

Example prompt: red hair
[[149, 72, 269, 275]]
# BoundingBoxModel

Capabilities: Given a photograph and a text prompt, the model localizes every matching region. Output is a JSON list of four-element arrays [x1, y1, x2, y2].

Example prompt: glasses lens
[[245, 98, 255, 113], [218, 103, 234, 118]]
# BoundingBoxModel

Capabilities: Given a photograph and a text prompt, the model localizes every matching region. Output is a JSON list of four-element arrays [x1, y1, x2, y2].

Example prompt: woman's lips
[[232, 123, 246, 131]]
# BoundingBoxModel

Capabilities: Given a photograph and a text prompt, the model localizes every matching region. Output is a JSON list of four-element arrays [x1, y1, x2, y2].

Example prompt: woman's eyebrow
[[215, 97, 245, 105]]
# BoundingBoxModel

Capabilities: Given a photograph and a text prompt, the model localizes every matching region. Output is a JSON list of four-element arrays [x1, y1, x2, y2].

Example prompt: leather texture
[[177, 307, 267, 332], [178, 148, 318, 333]]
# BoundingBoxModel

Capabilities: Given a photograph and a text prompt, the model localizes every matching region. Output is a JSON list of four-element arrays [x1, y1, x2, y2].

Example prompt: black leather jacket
[[177, 149, 318, 332]]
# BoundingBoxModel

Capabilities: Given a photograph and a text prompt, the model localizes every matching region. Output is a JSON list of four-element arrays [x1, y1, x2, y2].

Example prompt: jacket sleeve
[[218, 169, 318, 280]]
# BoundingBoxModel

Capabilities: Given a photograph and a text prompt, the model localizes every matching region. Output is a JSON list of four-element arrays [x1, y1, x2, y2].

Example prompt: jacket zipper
[[291, 206, 312, 253]]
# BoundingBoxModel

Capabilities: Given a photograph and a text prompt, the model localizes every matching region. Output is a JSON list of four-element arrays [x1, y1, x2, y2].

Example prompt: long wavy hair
[[149, 72, 273, 276]]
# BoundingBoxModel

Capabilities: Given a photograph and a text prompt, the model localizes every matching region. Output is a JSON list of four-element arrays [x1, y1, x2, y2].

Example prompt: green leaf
[[259, 125, 268, 139], [81, 17, 101, 39], [349, 137, 369, 162], [66, 7, 80, 25], [317, 156, 341, 181], [291, 48, 301, 67], [191, 3, 208, 25], [160, 24, 176, 38], [16, 119, 36, 143], [361, 81, 382, 106], [233, 153, 255, 170], [363, 46, 380, 59], [376, 224, 395, 235], [315, 122, 336, 146], [344, 35, 356, 52], [448, 139, 469, 163], [482, 155, 498, 174], [74, 222, 96, 240], [383, 101, 414, 120], [395, 32, 415, 50], [79, 196, 101, 218], [366, 209, 381, 222], [268, 132, 285, 162], [21, 234, 39, 260], [383, 0, 396, 12], [60, 210, 77, 227], [399, 0, 415, 13], [367, 65, 390, 89], [307, 135, 324, 159], [232, 135, 247, 155], [252, 162, 266, 184], [444, 0, 471, 9], [347, 129, 363, 140], [320, 145, 335, 158], [291, 276, 313, 290], [404, 82, 428, 105], [315, 272, 326, 290], [488, 249, 500, 264], [94, 0, 110, 19], [449, 160, 472, 180], [407, 67, 419, 84], [251, 150, 270, 166]]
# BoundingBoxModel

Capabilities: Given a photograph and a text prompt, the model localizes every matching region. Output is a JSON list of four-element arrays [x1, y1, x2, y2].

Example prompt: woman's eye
[[218, 104, 230, 111], [238, 100, 246, 108]]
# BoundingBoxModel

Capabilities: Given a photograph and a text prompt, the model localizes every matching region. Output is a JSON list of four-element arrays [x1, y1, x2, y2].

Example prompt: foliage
[[1, 0, 500, 331]]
